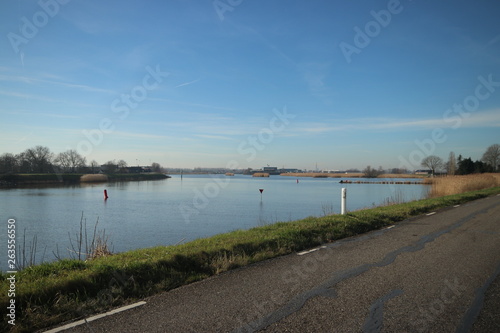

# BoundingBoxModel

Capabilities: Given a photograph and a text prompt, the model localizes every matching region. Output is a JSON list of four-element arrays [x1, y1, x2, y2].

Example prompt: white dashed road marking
[[44, 301, 147, 332], [297, 246, 326, 256]]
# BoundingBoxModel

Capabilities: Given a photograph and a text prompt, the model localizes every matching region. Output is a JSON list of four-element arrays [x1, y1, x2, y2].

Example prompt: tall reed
[[54, 213, 112, 262], [16, 230, 45, 270], [80, 174, 108, 182], [252, 173, 270, 177], [427, 173, 500, 197]]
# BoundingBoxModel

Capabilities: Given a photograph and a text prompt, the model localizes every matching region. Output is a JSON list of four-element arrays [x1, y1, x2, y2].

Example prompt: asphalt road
[[50, 195, 500, 333]]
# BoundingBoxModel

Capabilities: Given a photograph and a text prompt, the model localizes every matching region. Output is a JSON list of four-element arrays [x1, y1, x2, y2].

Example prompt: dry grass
[[427, 173, 500, 197], [211, 251, 248, 274], [379, 173, 427, 179], [80, 174, 108, 182], [89, 230, 112, 259], [281, 172, 363, 178], [253, 173, 270, 177], [281, 173, 426, 178], [58, 214, 113, 262]]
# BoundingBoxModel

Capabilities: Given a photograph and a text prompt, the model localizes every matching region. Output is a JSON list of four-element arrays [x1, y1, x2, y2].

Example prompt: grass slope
[[1, 187, 499, 332]]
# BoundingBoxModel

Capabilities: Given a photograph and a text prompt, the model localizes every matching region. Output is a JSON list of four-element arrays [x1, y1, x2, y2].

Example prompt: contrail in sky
[[175, 78, 200, 88]]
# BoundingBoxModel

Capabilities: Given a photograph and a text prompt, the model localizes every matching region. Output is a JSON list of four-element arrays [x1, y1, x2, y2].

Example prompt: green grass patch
[[1, 186, 499, 332]]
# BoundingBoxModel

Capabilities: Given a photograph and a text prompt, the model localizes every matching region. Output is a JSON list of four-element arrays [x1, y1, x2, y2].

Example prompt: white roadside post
[[341, 188, 347, 215]]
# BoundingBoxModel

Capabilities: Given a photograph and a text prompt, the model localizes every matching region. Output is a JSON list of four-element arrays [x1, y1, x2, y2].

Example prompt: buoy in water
[[104, 189, 109, 200]]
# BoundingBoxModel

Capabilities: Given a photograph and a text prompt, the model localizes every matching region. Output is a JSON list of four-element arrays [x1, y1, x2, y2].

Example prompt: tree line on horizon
[[358, 144, 499, 178], [0, 145, 163, 174], [419, 144, 499, 176], [1, 144, 498, 176]]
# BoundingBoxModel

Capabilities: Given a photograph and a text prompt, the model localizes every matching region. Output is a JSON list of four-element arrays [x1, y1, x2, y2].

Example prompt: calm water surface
[[0, 175, 429, 270]]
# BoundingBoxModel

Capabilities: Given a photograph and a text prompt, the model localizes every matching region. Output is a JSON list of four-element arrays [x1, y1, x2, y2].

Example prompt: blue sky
[[1, 0, 499, 171]]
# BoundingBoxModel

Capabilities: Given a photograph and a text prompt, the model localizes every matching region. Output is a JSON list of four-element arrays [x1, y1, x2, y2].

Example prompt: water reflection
[[0, 175, 429, 269]]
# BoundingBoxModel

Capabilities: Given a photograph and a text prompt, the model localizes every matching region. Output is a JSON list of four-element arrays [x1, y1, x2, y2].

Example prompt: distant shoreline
[[280, 173, 427, 179], [0, 173, 170, 187], [0, 172, 425, 187], [164, 172, 427, 178]]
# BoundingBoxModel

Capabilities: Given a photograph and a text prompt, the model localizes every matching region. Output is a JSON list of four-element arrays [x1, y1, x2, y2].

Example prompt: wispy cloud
[[194, 134, 235, 141], [175, 78, 201, 88], [111, 131, 176, 140], [293, 109, 500, 135], [4, 111, 82, 119], [0, 90, 63, 103], [0, 74, 115, 94], [147, 96, 248, 113]]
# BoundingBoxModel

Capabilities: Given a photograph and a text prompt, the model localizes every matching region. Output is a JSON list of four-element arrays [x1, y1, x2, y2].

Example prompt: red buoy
[[104, 189, 108, 200]]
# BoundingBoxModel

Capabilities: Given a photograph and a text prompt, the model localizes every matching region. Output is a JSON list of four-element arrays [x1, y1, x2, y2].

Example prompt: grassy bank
[[1, 187, 500, 332], [0, 173, 169, 186]]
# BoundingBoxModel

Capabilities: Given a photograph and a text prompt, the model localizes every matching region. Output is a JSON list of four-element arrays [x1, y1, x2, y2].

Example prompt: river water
[[0, 175, 429, 270]]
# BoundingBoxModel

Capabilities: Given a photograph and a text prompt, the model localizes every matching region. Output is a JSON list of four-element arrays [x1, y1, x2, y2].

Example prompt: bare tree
[[16, 153, 30, 173], [0, 153, 19, 173], [447, 151, 456, 175], [66, 150, 86, 172], [151, 162, 162, 173], [117, 159, 128, 173], [362, 165, 382, 178], [421, 155, 443, 176], [90, 160, 100, 174], [482, 144, 500, 171], [55, 150, 86, 173], [22, 146, 54, 173], [55, 152, 71, 171], [102, 160, 117, 174], [390, 168, 407, 174]]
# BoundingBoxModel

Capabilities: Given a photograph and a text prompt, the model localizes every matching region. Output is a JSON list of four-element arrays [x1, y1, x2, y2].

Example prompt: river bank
[[281, 172, 428, 178], [0, 173, 170, 187], [1, 186, 499, 332]]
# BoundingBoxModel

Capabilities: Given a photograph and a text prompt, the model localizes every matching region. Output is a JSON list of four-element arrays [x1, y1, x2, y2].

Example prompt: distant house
[[253, 167, 300, 175], [127, 166, 152, 173], [415, 169, 431, 175], [100, 164, 118, 174], [280, 168, 300, 173], [263, 166, 278, 173]]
